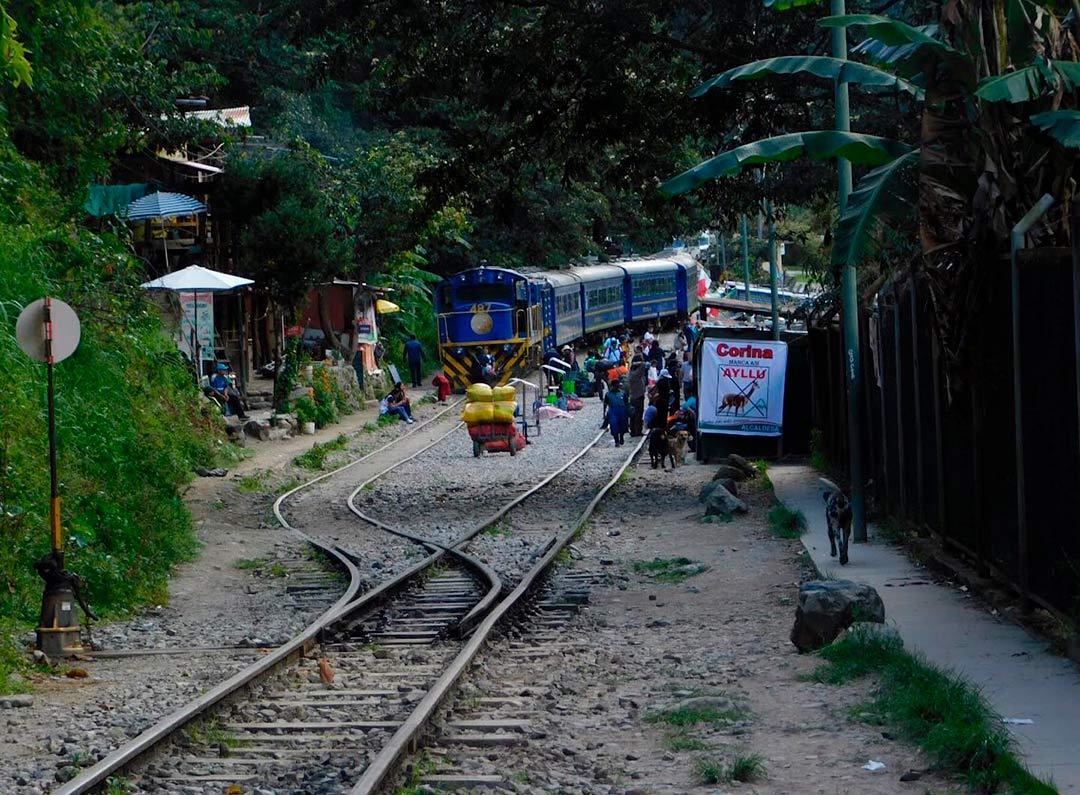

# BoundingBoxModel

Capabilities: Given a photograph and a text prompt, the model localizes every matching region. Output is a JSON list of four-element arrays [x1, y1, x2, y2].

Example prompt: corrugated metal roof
[[184, 106, 252, 128]]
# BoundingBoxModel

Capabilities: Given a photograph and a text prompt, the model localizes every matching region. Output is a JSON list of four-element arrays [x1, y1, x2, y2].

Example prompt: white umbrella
[[142, 265, 254, 366]]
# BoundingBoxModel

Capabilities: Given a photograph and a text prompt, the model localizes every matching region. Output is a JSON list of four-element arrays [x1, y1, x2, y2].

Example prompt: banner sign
[[699, 338, 788, 437], [178, 292, 214, 361]]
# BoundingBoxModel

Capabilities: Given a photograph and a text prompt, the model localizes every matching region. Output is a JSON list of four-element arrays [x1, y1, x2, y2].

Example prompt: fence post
[[892, 296, 907, 517], [1011, 194, 1054, 611], [1072, 202, 1080, 508], [909, 270, 925, 524]]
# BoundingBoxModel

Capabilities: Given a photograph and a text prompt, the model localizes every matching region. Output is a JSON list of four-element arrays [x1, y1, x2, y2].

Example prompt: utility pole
[[740, 214, 751, 300], [833, 0, 866, 542]]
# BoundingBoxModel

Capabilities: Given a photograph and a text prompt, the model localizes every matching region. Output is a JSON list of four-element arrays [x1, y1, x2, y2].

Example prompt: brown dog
[[666, 430, 690, 468]]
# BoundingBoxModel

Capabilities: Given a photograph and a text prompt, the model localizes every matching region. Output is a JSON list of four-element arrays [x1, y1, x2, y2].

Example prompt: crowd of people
[[546, 320, 702, 447]]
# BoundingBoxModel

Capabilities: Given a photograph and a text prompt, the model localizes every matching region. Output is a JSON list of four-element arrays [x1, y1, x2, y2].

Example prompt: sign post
[[15, 297, 94, 656]]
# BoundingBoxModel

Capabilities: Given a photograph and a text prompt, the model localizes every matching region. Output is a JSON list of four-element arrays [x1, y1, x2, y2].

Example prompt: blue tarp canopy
[[124, 191, 207, 221]]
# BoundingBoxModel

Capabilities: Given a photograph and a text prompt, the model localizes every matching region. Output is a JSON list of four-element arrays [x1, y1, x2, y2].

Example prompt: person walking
[[627, 355, 648, 437], [682, 319, 696, 352], [681, 351, 694, 399], [604, 379, 628, 446], [404, 335, 424, 387], [655, 368, 672, 416]]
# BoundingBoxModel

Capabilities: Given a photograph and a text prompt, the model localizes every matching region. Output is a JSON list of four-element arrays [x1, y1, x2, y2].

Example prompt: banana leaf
[[821, 14, 972, 85], [1030, 110, 1080, 148], [832, 150, 919, 269], [763, 0, 824, 7], [975, 61, 1054, 102], [661, 131, 913, 197], [692, 56, 923, 99]]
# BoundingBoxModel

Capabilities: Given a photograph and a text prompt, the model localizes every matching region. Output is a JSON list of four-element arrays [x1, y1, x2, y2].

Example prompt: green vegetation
[[753, 460, 774, 493], [767, 503, 806, 539], [293, 434, 350, 470], [696, 753, 766, 785], [184, 718, 241, 749], [268, 563, 288, 578], [235, 472, 270, 494], [646, 702, 746, 727], [632, 557, 708, 584], [814, 625, 1056, 795], [232, 558, 265, 571], [510, 771, 531, 785], [104, 776, 132, 795], [664, 731, 708, 751]]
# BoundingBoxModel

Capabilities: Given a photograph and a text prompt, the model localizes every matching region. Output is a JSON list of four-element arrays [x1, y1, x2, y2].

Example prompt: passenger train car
[[436, 253, 699, 388]]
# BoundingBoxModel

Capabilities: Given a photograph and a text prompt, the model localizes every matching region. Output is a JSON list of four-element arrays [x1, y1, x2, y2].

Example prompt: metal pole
[[832, 0, 865, 542], [720, 230, 728, 273], [767, 201, 780, 340], [1072, 202, 1080, 517], [740, 214, 751, 300], [44, 298, 62, 565]]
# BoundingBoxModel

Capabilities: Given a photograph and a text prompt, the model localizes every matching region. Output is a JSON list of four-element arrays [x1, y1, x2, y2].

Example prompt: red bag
[[468, 423, 518, 440], [483, 435, 526, 452]]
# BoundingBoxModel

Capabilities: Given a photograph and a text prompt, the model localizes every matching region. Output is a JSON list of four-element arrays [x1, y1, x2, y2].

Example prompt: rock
[[244, 419, 271, 442], [698, 479, 738, 504], [703, 485, 747, 516], [194, 467, 228, 477], [271, 413, 298, 431], [713, 464, 747, 482], [790, 580, 886, 652], [54, 766, 79, 784], [65, 667, 89, 679], [727, 453, 758, 477], [0, 694, 33, 709]]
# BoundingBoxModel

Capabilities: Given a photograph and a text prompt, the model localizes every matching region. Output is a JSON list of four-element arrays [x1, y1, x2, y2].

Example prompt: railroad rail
[[57, 398, 644, 795]]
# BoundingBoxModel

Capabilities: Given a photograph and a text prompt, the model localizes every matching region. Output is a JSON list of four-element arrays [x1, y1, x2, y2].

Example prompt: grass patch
[[768, 503, 806, 539], [510, 770, 530, 784], [754, 459, 773, 492], [696, 753, 766, 784], [646, 703, 745, 727], [0, 619, 33, 695], [268, 563, 289, 578], [485, 521, 508, 537], [700, 512, 732, 524], [235, 470, 270, 493], [632, 557, 708, 584], [875, 515, 912, 545], [184, 718, 242, 749], [664, 731, 708, 751], [293, 434, 350, 470], [105, 776, 132, 795], [232, 558, 265, 570], [814, 625, 1057, 795]]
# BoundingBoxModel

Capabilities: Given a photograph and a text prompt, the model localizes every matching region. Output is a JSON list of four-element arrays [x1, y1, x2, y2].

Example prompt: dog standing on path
[[820, 477, 852, 565]]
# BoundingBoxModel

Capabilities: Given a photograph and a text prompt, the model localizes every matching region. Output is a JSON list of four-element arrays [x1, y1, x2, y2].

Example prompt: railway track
[[56, 398, 644, 795]]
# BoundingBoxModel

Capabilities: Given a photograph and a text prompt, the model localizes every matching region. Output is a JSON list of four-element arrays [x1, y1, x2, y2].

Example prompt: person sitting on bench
[[206, 362, 249, 419]]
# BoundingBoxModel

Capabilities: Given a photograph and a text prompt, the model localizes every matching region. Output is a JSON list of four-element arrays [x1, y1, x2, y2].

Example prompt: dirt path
[[444, 456, 960, 794]]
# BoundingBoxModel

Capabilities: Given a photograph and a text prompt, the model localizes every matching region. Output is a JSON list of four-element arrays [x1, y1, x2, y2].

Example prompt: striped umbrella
[[123, 191, 208, 221], [124, 191, 209, 273]]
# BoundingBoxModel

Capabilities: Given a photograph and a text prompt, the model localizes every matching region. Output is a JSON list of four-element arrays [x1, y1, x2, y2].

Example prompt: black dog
[[820, 478, 852, 565], [648, 427, 669, 469]]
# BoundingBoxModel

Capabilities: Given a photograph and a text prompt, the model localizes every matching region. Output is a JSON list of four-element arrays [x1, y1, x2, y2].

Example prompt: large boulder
[[727, 453, 758, 478], [791, 580, 885, 652], [704, 485, 747, 516], [698, 479, 738, 504], [713, 464, 748, 482]]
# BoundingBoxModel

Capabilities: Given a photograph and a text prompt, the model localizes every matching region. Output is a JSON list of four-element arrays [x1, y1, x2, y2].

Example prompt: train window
[[455, 283, 514, 304]]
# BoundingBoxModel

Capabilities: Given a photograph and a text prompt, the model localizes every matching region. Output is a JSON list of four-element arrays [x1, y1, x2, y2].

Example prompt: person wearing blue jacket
[[404, 335, 424, 387]]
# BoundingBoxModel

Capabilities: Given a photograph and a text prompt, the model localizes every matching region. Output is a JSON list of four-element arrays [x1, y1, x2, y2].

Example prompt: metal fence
[[811, 252, 1080, 620]]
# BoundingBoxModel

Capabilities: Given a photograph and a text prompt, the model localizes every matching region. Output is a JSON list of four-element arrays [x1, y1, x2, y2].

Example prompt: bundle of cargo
[[461, 384, 525, 455]]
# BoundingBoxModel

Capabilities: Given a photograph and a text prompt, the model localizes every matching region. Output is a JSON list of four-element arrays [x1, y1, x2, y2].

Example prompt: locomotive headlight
[[502, 344, 514, 354], [454, 347, 464, 356]]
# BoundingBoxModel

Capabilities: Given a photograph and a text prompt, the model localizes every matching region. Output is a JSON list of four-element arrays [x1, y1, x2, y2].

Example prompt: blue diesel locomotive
[[435, 253, 699, 388]]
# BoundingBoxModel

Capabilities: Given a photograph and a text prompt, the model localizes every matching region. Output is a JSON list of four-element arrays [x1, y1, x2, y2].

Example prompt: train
[[435, 253, 700, 388]]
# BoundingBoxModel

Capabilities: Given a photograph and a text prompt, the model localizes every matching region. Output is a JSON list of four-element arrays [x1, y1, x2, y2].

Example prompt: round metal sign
[[15, 298, 81, 363]]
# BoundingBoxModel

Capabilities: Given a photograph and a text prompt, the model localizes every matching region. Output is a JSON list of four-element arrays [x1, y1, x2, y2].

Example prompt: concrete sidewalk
[[771, 463, 1080, 792]]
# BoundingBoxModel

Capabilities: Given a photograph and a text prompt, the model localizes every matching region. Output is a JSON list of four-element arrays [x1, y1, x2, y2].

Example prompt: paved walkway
[[770, 463, 1080, 793]]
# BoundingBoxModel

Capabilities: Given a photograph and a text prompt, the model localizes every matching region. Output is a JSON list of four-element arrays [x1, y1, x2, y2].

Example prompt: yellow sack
[[492, 401, 516, 424], [466, 383, 493, 403], [461, 402, 494, 425], [491, 385, 516, 402]]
